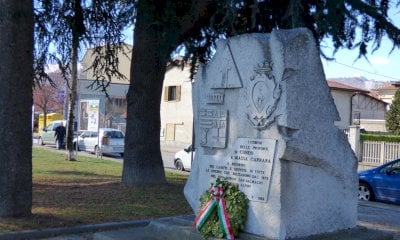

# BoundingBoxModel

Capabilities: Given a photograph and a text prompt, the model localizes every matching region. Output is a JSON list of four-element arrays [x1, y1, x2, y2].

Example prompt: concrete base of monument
[[12, 213, 396, 240], [92, 215, 395, 240]]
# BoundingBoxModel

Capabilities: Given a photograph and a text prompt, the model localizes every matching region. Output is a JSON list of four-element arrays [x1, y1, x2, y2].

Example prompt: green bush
[[386, 89, 400, 134], [361, 133, 400, 143]]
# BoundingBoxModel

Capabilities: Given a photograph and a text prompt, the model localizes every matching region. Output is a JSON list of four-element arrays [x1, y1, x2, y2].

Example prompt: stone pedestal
[[184, 28, 358, 239]]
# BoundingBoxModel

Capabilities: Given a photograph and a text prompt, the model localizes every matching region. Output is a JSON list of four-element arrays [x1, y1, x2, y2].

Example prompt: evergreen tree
[[386, 89, 400, 134], [122, 0, 400, 186], [0, 0, 33, 217]]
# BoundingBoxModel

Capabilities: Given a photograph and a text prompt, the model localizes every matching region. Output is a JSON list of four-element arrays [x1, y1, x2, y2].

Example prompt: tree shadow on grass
[[41, 170, 119, 179], [26, 180, 192, 231], [0, 213, 83, 232]]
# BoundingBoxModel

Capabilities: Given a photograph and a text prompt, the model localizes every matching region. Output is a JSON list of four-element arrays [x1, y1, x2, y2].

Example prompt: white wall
[[331, 90, 352, 129], [80, 45, 132, 84], [78, 79, 129, 97], [360, 119, 387, 132], [352, 94, 387, 120], [160, 66, 193, 146]]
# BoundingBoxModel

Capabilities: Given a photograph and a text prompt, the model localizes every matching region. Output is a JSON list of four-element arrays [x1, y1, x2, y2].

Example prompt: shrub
[[361, 133, 400, 142], [386, 89, 400, 134]]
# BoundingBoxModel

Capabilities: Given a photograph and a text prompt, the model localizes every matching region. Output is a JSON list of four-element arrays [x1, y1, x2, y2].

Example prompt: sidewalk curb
[[1, 214, 399, 240], [0, 219, 150, 240], [358, 200, 400, 212]]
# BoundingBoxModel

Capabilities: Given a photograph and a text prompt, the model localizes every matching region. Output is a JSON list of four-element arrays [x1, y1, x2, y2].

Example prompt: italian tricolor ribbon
[[194, 181, 235, 240]]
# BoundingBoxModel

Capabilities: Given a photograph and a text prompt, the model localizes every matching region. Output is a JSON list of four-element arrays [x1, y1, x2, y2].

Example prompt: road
[[33, 140, 179, 171], [161, 151, 175, 169], [358, 200, 400, 235]]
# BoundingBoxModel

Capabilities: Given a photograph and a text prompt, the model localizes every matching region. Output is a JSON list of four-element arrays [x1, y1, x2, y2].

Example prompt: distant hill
[[326, 77, 394, 91]]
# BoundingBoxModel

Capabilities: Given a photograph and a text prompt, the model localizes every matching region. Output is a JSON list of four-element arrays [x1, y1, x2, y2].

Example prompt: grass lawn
[[0, 147, 192, 232]]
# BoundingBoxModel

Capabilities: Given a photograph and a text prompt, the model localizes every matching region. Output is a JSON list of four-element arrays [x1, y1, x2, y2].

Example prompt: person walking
[[54, 122, 66, 150]]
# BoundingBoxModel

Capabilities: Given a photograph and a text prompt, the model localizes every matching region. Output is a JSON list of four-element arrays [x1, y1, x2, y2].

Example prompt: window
[[165, 123, 175, 141], [46, 123, 54, 131], [106, 97, 127, 115], [168, 86, 176, 101], [90, 132, 98, 138], [164, 85, 181, 102], [104, 131, 124, 138], [81, 131, 92, 138], [380, 161, 400, 175], [52, 122, 61, 130]]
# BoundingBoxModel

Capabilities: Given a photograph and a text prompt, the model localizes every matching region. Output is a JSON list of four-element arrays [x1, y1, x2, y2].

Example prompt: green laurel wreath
[[197, 178, 249, 238]]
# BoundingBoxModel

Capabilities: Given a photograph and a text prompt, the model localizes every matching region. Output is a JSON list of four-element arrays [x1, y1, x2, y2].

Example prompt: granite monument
[[184, 28, 358, 239]]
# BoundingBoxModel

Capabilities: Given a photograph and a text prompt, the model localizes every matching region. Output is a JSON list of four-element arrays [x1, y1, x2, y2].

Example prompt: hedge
[[361, 134, 400, 143]]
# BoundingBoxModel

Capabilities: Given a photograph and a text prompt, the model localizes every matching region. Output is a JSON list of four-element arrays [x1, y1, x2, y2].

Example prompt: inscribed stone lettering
[[184, 28, 358, 240], [207, 137, 277, 202]]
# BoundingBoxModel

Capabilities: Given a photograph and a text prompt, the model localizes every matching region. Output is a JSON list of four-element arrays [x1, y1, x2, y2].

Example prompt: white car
[[174, 144, 195, 171], [73, 128, 125, 157], [38, 120, 67, 149]]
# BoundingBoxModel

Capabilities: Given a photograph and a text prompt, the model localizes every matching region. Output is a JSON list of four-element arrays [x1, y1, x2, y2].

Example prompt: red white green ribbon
[[194, 197, 218, 230], [194, 182, 235, 240], [218, 197, 234, 240]]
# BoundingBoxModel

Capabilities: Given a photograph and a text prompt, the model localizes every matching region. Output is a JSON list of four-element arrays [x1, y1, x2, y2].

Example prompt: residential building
[[328, 80, 388, 132], [373, 82, 398, 107], [160, 65, 193, 148], [77, 44, 132, 132], [77, 45, 194, 149]]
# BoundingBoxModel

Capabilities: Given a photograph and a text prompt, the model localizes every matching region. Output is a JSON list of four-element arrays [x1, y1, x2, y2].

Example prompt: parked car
[[38, 120, 67, 149], [358, 158, 400, 204], [174, 144, 195, 171], [73, 128, 125, 157]]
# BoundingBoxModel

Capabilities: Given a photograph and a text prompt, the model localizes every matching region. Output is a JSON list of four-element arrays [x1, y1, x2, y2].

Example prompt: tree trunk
[[0, 0, 33, 217], [122, 1, 211, 186], [43, 111, 47, 129], [65, 0, 85, 161], [65, 31, 79, 161], [122, 2, 171, 186]]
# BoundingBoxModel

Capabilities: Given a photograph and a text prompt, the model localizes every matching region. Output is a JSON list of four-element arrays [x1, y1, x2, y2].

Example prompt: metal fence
[[361, 141, 400, 166]]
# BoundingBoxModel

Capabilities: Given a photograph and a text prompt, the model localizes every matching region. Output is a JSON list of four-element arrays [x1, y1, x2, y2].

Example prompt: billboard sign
[[79, 99, 100, 131]]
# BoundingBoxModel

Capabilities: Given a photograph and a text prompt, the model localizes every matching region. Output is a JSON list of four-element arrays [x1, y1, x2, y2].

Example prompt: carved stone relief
[[246, 61, 281, 130], [199, 109, 228, 148], [212, 43, 243, 89], [206, 93, 225, 104]]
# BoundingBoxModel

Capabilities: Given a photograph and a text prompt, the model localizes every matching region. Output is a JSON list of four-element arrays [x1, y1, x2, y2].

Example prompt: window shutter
[[165, 123, 175, 141], [163, 87, 169, 101], [176, 85, 181, 101]]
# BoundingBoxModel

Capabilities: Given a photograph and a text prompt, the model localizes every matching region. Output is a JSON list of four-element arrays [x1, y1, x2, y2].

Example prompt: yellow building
[[38, 113, 64, 132]]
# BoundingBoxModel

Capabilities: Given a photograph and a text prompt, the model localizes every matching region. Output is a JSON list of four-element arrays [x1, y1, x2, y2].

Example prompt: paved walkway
[[0, 201, 399, 240], [358, 200, 400, 234]]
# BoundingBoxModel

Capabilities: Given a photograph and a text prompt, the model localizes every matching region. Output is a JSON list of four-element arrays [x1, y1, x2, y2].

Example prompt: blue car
[[358, 158, 400, 204]]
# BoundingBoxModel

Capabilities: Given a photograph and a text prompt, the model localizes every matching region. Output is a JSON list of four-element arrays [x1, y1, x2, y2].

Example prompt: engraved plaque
[[199, 109, 228, 148], [204, 138, 276, 202], [206, 93, 225, 104]]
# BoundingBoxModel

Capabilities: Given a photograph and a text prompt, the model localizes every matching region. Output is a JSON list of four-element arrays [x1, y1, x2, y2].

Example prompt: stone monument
[[184, 28, 358, 239]]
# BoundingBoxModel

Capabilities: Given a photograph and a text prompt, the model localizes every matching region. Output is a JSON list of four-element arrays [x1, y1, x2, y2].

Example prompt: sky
[[321, 36, 400, 82], [321, 7, 400, 82]]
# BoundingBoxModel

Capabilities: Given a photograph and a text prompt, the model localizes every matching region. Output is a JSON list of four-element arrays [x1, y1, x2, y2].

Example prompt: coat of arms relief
[[246, 60, 282, 130]]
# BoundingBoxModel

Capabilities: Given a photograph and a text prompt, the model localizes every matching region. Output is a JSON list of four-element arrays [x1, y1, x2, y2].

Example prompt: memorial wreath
[[194, 178, 249, 240]]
